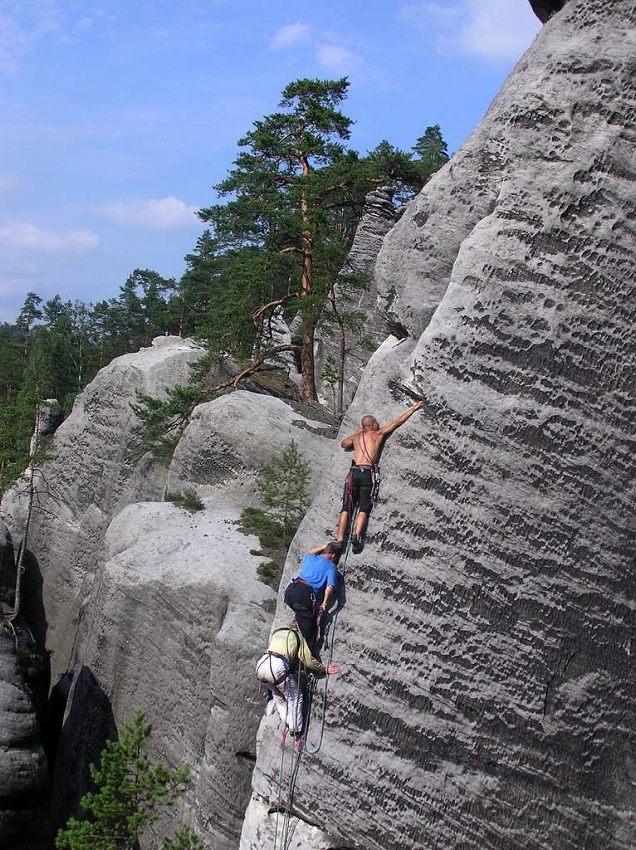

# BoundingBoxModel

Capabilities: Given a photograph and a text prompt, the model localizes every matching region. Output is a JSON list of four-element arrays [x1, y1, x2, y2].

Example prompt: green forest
[[0, 78, 448, 493]]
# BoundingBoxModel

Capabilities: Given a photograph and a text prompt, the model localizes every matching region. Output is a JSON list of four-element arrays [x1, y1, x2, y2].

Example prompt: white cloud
[[400, 0, 540, 62], [0, 277, 29, 298], [271, 22, 311, 49], [271, 22, 363, 76], [316, 43, 361, 75], [0, 3, 61, 73], [0, 174, 27, 193], [95, 196, 200, 230], [0, 222, 98, 252]]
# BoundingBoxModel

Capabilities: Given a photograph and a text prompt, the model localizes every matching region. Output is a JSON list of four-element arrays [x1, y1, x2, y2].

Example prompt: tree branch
[[252, 292, 302, 324], [212, 344, 301, 392]]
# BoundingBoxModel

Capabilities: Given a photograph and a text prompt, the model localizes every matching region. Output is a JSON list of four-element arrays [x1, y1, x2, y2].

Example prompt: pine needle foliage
[[256, 439, 311, 546], [166, 490, 205, 512], [55, 710, 203, 850], [240, 507, 285, 549], [129, 384, 204, 465]]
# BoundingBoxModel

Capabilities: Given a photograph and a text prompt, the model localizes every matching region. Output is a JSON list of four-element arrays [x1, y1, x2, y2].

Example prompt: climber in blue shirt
[[284, 541, 340, 652]]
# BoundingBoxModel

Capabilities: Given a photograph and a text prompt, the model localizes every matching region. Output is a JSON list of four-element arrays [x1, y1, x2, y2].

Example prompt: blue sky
[[0, 0, 541, 323]]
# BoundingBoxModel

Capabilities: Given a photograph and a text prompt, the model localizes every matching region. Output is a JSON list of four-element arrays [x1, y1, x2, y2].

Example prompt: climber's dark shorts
[[284, 579, 319, 648], [340, 464, 373, 515]]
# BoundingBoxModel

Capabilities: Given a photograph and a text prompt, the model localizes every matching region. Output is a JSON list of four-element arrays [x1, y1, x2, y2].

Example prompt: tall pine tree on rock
[[200, 78, 361, 402]]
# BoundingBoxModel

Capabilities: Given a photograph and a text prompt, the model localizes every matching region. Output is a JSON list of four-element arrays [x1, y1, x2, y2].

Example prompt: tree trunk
[[300, 322, 317, 403], [337, 317, 346, 417], [298, 182, 318, 402], [7, 404, 39, 624]]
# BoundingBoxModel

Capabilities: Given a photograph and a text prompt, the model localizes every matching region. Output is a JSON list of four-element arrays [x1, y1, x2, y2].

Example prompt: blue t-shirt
[[296, 553, 337, 594]]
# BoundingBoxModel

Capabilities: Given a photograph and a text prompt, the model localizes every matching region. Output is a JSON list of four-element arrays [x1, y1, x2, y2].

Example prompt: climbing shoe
[[351, 535, 364, 554]]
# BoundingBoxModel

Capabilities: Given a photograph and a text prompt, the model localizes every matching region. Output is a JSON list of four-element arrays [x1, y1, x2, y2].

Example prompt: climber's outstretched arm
[[377, 400, 425, 437]]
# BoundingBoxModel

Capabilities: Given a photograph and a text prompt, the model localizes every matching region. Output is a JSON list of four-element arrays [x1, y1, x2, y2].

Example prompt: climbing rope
[[271, 631, 314, 850], [272, 723, 287, 850], [302, 507, 357, 755], [272, 506, 359, 846], [272, 670, 313, 850]]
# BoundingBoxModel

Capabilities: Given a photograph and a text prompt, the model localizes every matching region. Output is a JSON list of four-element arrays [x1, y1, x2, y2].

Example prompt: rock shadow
[[49, 666, 117, 835]]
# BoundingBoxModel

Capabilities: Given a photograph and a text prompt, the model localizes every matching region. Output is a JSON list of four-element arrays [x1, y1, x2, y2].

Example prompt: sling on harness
[[256, 629, 302, 689], [344, 430, 380, 514], [268, 653, 291, 686]]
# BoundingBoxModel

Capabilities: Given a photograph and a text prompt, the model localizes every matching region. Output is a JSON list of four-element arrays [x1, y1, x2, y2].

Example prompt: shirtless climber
[[338, 401, 425, 553], [255, 621, 340, 745]]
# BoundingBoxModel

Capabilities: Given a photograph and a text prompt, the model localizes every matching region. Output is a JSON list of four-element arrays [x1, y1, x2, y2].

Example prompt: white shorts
[[255, 653, 304, 734]]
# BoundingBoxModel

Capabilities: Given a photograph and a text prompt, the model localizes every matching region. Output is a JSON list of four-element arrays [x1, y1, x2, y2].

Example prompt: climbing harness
[[360, 431, 381, 506], [271, 639, 317, 850], [270, 510, 358, 848], [344, 432, 380, 517], [303, 505, 357, 755]]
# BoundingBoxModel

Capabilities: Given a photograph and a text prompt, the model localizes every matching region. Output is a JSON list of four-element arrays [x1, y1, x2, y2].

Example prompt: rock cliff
[[0, 623, 51, 848], [1, 336, 205, 683], [242, 1, 635, 848], [1, 1, 634, 848], [1, 339, 338, 848], [314, 186, 401, 412]]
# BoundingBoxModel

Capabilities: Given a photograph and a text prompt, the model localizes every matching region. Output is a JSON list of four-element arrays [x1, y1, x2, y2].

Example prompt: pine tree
[[257, 439, 312, 546], [55, 710, 203, 850], [197, 81, 448, 401], [200, 78, 364, 402], [412, 124, 450, 185]]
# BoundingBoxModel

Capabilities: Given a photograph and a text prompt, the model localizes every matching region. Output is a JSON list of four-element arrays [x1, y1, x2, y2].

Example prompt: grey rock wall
[[0, 627, 51, 849], [242, 1, 635, 848], [1, 341, 338, 848], [166, 390, 334, 501], [72, 498, 276, 849], [315, 187, 400, 412], [50, 666, 116, 834], [1, 336, 204, 682]]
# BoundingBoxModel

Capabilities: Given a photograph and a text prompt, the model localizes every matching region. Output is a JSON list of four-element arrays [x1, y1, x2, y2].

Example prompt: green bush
[[55, 710, 204, 850], [166, 490, 204, 512], [256, 439, 311, 546], [256, 561, 280, 588], [240, 506, 284, 549], [240, 440, 313, 587]]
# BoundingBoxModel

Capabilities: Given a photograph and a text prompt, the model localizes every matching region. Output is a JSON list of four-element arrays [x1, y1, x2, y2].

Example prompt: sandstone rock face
[[315, 187, 400, 412], [1, 339, 339, 847], [1, 337, 204, 682], [0, 627, 51, 849], [27, 399, 63, 466], [49, 666, 116, 834], [166, 390, 335, 501], [242, 2, 635, 848], [71, 498, 277, 849], [0, 518, 50, 848]]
